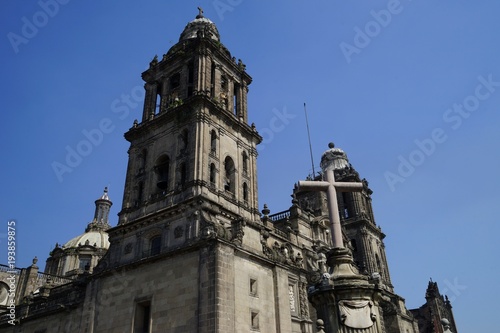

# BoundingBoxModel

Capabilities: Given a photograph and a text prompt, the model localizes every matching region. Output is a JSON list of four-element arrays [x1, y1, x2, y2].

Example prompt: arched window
[[375, 253, 381, 273], [224, 156, 235, 193], [350, 239, 358, 252], [150, 236, 161, 256], [179, 129, 189, 152], [179, 162, 187, 187], [220, 75, 228, 109], [170, 72, 180, 90], [210, 62, 216, 97], [210, 130, 217, 154], [137, 181, 144, 205], [187, 60, 194, 97], [155, 155, 170, 190], [210, 163, 216, 184], [242, 151, 248, 173], [243, 182, 248, 202], [233, 82, 240, 116], [138, 149, 147, 174]]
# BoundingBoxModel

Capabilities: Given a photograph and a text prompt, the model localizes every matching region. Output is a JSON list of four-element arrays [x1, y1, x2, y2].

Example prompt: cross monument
[[297, 142, 364, 248]]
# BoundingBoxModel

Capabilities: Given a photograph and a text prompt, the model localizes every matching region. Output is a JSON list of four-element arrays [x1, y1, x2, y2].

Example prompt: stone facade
[[0, 11, 457, 333]]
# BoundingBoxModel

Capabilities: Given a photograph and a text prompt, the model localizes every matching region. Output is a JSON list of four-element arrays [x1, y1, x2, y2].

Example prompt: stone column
[[142, 82, 157, 121]]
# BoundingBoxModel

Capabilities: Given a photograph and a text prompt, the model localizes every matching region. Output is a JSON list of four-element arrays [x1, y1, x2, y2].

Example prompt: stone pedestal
[[308, 248, 383, 333]]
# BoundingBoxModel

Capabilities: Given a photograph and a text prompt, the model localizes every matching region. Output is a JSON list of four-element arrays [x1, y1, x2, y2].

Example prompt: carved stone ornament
[[260, 238, 303, 267], [174, 226, 184, 238], [124, 243, 133, 254], [338, 300, 376, 329]]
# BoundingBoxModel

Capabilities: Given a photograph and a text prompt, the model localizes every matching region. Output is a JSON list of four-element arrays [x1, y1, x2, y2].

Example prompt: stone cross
[[297, 143, 364, 248]]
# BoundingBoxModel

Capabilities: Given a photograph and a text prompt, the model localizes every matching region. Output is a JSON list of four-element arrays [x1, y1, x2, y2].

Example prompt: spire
[[86, 187, 112, 232]]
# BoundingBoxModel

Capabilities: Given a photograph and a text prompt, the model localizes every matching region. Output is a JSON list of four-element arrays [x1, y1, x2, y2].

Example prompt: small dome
[[179, 11, 220, 42], [320, 142, 350, 171], [63, 230, 110, 250]]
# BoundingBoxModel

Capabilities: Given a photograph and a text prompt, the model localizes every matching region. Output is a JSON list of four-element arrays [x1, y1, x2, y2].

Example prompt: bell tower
[[118, 9, 261, 227]]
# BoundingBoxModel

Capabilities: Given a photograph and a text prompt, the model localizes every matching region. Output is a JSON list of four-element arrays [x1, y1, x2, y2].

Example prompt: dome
[[179, 10, 220, 42], [320, 142, 350, 171], [63, 230, 110, 250]]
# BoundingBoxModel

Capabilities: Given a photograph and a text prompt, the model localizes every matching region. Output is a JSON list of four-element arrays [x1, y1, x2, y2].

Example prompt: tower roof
[[179, 8, 220, 42], [86, 187, 112, 232]]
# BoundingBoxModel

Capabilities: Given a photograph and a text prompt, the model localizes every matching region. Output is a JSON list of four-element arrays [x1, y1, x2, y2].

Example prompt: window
[[187, 61, 194, 97], [210, 63, 216, 97], [342, 192, 351, 218], [210, 163, 216, 184], [221, 75, 227, 91], [79, 256, 91, 271], [137, 181, 144, 205], [233, 82, 240, 115], [134, 300, 151, 333], [224, 156, 235, 193], [210, 130, 217, 153], [249, 278, 258, 296], [179, 162, 187, 187], [150, 236, 161, 256], [170, 73, 180, 89], [242, 151, 248, 173], [251, 311, 259, 331], [351, 239, 358, 252], [155, 156, 170, 190], [179, 129, 189, 152], [155, 86, 161, 115], [243, 182, 248, 202], [138, 149, 147, 173]]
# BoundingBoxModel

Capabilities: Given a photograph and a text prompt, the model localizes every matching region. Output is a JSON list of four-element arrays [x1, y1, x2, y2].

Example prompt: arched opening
[[375, 253, 381, 273], [210, 129, 217, 154], [179, 129, 189, 152], [224, 156, 235, 193], [242, 151, 248, 174], [243, 182, 248, 202], [210, 163, 216, 184], [150, 236, 161, 256], [179, 162, 187, 187], [155, 155, 170, 190], [210, 62, 216, 97], [137, 181, 144, 205], [187, 60, 194, 97], [350, 239, 358, 252], [138, 149, 147, 174], [233, 82, 240, 116]]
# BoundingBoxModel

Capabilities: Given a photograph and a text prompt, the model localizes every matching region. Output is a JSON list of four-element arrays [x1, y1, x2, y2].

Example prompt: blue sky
[[1, 1, 499, 331]]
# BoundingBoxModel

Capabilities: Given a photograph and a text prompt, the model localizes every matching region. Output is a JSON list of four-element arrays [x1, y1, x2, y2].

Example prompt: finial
[[197, 6, 204, 18], [316, 319, 326, 333], [328, 142, 335, 149], [262, 204, 270, 216], [32, 256, 38, 266], [104, 186, 108, 193]]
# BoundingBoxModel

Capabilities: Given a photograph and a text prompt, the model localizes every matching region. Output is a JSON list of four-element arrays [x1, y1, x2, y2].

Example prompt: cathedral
[[0, 10, 457, 333]]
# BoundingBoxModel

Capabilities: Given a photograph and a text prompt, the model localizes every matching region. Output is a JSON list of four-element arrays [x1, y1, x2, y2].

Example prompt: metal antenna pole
[[304, 103, 316, 178]]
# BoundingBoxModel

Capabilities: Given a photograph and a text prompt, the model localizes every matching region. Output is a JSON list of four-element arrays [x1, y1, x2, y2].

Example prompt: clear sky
[[1, 1, 499, 331]]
